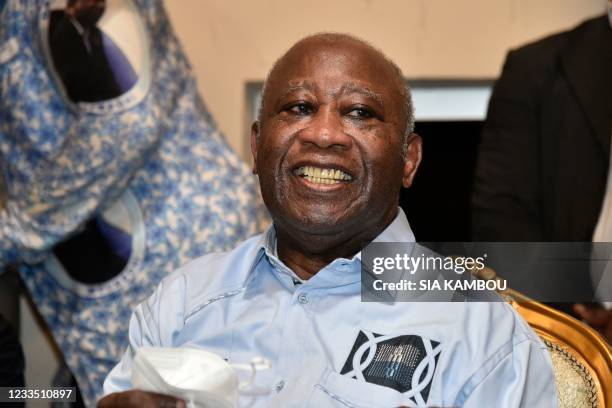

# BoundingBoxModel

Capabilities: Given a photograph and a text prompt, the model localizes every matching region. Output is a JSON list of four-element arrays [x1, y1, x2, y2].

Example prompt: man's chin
[[279, 211, 357, 236]]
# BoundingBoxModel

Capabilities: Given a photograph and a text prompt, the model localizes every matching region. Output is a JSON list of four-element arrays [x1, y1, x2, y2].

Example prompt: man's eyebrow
[[338, 82, 384, 109], [278, 80, 316, 100]]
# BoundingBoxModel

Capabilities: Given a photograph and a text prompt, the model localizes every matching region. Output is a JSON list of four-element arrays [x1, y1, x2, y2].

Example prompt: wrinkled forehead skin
[[260, 34, 408, 131]]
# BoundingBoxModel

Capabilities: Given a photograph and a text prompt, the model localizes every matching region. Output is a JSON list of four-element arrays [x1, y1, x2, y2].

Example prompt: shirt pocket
[[308, 368, 417, 408]]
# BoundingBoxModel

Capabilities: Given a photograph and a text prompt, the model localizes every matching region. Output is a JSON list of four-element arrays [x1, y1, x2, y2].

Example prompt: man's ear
[[401, 133, 422, 188], [250, 121, 259, 175]]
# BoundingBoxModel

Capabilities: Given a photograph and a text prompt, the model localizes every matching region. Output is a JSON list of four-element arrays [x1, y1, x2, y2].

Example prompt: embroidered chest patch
[[340, 331, 441, 404]]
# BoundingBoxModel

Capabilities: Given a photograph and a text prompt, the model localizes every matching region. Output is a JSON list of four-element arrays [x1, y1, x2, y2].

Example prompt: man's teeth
[[296, 166, 352, 184]]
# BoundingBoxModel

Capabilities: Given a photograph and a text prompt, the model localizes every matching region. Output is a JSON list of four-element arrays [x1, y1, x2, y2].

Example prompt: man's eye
[[347, 107, 373, 119], [288, 103, 314, 115]]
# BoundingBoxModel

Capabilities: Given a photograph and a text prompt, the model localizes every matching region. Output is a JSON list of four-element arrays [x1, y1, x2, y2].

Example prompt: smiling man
[[251, 33, 419, 282], [99, 34, 557, 407]]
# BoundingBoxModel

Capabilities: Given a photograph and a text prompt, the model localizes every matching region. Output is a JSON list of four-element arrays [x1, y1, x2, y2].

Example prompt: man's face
[[71, 0, 105, 27], [252, 38, 421, 241]]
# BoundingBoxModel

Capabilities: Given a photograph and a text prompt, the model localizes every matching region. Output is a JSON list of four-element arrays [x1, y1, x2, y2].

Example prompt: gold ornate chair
[[472, 267, 611, 408]]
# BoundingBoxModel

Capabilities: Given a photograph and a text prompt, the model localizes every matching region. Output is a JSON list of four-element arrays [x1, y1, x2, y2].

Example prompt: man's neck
[[274, 209, 398, 280]]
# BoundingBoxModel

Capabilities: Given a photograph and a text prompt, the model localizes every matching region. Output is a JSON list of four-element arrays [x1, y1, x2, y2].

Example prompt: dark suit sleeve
[[0, 314, 24, 387], [471, 50, 544, 241]]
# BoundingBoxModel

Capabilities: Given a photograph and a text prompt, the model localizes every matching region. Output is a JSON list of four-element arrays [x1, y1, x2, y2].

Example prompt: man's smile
[[291, 165, 354, 190], [294, 165, 352, 183]]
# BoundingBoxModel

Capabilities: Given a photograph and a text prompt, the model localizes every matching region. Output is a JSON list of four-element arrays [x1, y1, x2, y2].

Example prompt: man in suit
[[49, 0, 126, 102], [472, 15, 612, 341]]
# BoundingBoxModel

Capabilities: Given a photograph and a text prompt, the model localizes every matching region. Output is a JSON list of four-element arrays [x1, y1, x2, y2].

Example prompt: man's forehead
[[278, 38, 392, 77], [268, 41, 398, 94], [278, 79, 385, 107], [259, 34, 408, 122], [289, 34, 380, 58]]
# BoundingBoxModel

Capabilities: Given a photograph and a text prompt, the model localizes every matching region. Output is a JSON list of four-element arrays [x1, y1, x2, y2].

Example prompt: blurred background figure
[[49, 0, 137, 102], [0, 273, 24, 388], [0, 318, 24, 385], [0, 316, 25, 408], [472, 12, 612, 340], [0, 266, 24, 407]]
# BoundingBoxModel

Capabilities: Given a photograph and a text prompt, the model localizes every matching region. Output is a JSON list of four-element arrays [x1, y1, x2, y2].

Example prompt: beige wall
[[164, 0, 606, 160]]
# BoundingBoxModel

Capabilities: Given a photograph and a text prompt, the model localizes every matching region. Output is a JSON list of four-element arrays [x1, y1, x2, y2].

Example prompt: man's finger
[[98, 390, 185, 408], [573, 303, 611, 326]]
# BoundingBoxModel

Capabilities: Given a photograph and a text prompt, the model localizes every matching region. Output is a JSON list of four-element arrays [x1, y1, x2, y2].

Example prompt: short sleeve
[[102, 272, 186, 395]]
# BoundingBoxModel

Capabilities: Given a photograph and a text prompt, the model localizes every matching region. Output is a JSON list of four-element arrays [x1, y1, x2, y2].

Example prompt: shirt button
[[275, 380, 285, 393], [297, 293, 309, 304]]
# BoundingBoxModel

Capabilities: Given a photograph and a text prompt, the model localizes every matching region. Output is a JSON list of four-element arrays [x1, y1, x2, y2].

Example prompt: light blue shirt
[[103, 209, 557, 407]]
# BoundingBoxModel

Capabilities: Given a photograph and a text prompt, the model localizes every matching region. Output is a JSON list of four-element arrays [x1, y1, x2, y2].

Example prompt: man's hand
[[573, 303, 612, 344], [97, 390, 185, 408]]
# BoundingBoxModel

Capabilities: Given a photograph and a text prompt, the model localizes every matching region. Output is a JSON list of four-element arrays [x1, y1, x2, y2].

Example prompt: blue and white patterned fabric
[[0, 0, 268, 405], [104, 209, 557, 408]]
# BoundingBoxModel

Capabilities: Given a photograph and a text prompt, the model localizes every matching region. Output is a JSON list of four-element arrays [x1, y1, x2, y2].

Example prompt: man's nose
[[297, 107, 352, 150]]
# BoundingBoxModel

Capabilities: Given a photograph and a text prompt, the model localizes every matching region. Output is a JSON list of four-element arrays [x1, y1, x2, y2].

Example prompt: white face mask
[[132, 347, 271, 408]]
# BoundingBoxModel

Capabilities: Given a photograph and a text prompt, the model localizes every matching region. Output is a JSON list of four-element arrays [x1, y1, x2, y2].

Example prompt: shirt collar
[[251, 207, 415, 287], [260, 226, 304, 285], [355, 206, 415, 260]]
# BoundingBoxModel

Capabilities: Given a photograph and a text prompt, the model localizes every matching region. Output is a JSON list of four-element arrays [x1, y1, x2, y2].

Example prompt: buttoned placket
[[257, 247, 327, 403], [261, 252, 361, 405], [267, 282, 319, 403]]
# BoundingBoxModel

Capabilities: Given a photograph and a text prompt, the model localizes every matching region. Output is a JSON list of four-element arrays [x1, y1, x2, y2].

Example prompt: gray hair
[[257, 33, 415, 159]]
